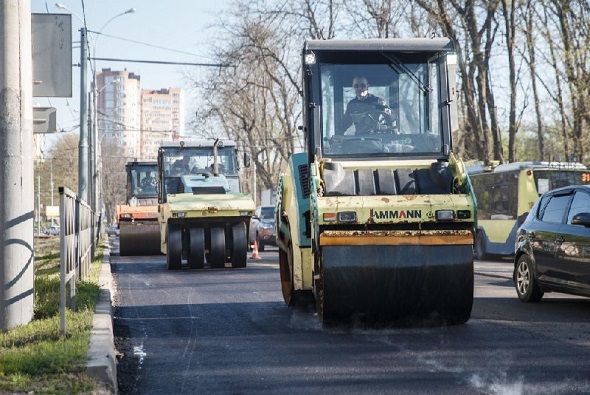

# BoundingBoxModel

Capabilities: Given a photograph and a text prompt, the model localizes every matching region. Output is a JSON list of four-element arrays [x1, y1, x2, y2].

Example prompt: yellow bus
[[468, 161, 590, 259]]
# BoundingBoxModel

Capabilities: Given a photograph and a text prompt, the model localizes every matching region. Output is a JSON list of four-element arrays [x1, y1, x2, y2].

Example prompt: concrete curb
[[86, 246, 117, 394]]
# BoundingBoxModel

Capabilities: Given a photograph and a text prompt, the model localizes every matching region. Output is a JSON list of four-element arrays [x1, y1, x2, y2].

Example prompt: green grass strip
[[0, 236, 106, 393]]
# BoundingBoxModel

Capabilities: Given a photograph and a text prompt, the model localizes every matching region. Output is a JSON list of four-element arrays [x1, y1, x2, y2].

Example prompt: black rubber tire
[[209, 227, 226, 269], [188, 227, 205, 269], [166, 223, 182, 270], [231, 222, 248, 268], [258, 240, 266, 252], [474, 231, 487, 260], [515, 254, 544, 302]]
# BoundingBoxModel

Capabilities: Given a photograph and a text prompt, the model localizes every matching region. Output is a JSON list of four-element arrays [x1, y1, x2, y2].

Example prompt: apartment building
[[96, 69, 184, 161], [96, 68, 142, 160], [141, 88, 184, 160]]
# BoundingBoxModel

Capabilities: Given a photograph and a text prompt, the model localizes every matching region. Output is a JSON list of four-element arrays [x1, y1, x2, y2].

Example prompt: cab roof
[[304, 38, 455, 53], [159, 139, 237, 149]]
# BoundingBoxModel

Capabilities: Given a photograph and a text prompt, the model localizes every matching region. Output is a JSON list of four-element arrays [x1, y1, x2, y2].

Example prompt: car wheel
[[515, 255, 543, 303], [258, 240, 265, 252], [474, 231, 487, 260]]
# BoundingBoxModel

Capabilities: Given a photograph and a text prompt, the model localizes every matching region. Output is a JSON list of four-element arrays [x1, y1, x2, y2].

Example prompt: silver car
[[249, 205, 276, 252]]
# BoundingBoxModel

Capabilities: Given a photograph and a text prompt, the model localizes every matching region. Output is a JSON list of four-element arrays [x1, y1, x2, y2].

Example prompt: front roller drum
[[318, 244, 474, 326], [119, 222, 161, 256]]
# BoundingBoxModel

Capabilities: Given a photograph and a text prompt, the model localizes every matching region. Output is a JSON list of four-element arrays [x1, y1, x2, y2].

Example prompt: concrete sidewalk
[[86, 246, 117, 394]]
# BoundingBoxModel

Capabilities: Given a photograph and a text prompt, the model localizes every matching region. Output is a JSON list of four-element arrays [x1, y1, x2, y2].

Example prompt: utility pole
[[37, 176, 41, 237], [78, 27, 88, 202], [0, 0, 35, 331]]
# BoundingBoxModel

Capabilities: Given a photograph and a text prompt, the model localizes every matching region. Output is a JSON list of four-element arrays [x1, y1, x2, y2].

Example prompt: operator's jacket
[[339, 93, 388, 135]]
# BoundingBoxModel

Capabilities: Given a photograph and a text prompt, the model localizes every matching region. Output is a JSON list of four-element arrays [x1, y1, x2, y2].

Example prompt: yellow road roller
[[276, 38, 477, 326]]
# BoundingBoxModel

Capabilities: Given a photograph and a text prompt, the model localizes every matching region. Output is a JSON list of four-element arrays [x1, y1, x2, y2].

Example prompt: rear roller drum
[[188, 227, 205, 269], [279, 243, 295, 305], [167, 223, 182, 270], [231, 222, 247, 268], [209, 227, 226, 269], [280, 241, 313, 307], [314, 253, 327, 324]]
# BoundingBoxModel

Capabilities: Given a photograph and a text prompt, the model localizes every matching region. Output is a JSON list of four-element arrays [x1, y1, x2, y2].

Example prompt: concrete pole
[[0, 0, 35, 331], [90, 84, 97, 213], [37, 175, 41, 237], [78, 27, 88, 202]]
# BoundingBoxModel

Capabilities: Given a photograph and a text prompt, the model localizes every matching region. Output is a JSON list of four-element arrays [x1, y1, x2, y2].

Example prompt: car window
[[535, 194, 551, 220], [260, 207, 274, 220], [540, 194, 571, 223], [567, 190, 590, 224]]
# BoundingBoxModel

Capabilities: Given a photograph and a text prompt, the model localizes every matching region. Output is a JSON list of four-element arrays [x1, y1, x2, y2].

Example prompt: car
[[43, 225, 60, 236], [514, 185, 590, 303], [107, 224, 120, 237], [249, 205, 276, 252]]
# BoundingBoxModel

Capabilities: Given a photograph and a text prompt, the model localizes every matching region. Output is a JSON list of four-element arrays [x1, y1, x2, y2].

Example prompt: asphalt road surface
[[109, 238, 590, 394]]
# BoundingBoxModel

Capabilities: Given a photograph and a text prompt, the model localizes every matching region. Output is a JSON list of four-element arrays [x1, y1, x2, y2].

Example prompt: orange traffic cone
[[250, 240, 262, 260]]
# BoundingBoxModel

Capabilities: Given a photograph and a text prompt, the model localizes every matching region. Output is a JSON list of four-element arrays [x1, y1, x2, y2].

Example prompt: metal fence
[[58, 186, 96, 336]]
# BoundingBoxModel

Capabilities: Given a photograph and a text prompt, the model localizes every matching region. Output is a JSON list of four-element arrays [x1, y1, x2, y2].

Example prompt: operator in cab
[[338, 76, 394, 135]]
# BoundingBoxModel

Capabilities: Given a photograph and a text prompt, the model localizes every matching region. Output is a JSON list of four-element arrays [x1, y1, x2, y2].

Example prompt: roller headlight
[[436, 210, 454, 221]]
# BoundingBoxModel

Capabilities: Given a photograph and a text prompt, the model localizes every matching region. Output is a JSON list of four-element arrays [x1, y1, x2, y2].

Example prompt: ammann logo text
[[373, 209, 422, 220]]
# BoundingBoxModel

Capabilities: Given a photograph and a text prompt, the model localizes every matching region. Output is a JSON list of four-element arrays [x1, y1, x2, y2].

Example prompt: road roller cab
[[116, 161, 161, 256], [157, 139, 256, 270], [276, 38, 477, 326]]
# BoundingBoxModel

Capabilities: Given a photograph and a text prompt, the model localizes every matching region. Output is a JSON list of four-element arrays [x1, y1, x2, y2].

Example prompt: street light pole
[[90, 8, 135, 230], [78, 27, 88, 202], [56, 4, 89, 202], [56, 3, 135, 241]]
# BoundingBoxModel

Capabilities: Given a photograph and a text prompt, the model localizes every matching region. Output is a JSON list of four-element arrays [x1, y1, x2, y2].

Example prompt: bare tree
[[34, 133, 80, 224], [415, 0, 504, 164], [499, 0, 521, 163], [548, 0, 590, 162], [99, 138, 126, 225], [520, 0, 545, 160], [191, 0, 343, 203], [185, 0, 590, 170]]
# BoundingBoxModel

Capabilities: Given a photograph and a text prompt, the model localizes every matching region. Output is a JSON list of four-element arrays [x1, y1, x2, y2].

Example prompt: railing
[[58, 186, 97, 336]]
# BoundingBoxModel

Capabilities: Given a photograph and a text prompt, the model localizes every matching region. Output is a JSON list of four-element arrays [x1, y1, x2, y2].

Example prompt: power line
[[87, 30, 211, 59], [92, 57, 231, 68]]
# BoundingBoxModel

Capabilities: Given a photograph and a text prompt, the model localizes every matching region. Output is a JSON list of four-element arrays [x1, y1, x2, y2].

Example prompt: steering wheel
[[353, 109, 394, 134]]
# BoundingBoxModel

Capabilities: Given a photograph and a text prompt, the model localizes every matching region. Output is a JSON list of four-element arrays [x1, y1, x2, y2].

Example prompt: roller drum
[[320, 244, 473, 326], [119, 222, 161, 256]]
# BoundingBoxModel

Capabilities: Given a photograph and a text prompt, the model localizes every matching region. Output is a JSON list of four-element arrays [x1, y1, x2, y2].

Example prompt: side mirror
[[571, 212, 590, 227], [243, 152, 251, 168]]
